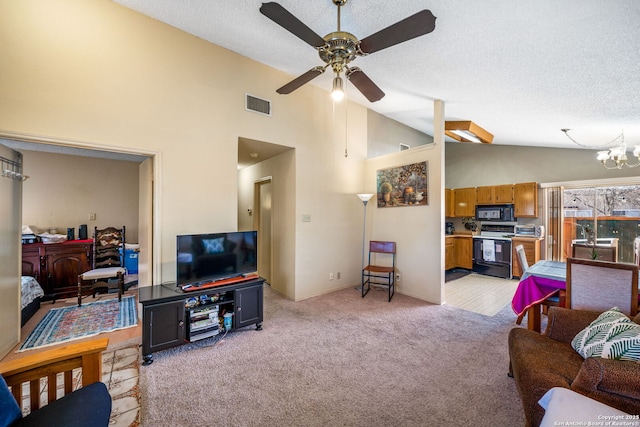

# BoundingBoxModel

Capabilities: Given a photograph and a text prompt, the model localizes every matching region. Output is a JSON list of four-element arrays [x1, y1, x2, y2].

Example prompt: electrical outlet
[[336, 272, 341, 279], [396, 273, 401, 282], [329, 273, 334, 280], [89, 213, 96, 221]]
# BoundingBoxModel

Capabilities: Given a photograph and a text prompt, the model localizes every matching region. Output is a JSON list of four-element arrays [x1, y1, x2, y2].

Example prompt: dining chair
[[571, 243, 617, 262], [77, 226, 126, 306], [514, 245, 564, 325], [362, 241, 396, 302], [566, 257, 639, 317]]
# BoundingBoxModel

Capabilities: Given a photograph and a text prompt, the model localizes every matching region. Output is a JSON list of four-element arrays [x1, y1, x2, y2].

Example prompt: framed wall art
[[376, 161, 428, 208]]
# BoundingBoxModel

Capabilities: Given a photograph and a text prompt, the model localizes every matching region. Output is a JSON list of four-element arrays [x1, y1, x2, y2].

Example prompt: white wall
[[367, 109, 434, 157]]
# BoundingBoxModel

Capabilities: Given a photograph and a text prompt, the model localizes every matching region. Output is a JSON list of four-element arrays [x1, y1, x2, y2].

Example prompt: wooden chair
[[514, 245, 564, 326], [566, 257, 639, 317], [77, 226, 126, 306], [571, 243, 617, 262], [0, 338, 111, 426], [362, 241, 396, 302]]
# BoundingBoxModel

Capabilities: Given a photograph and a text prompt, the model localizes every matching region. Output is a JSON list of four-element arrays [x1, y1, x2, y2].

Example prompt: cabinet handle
[[237, 307, 241, 311], [178, 320, 184, 327]]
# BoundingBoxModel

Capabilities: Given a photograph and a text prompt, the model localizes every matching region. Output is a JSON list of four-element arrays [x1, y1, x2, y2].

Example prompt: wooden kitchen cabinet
[[476, 185, 514, 204], [454, 236, 473, 269], [514, 182, 538, 217], [511, 237, 541, 278], [445, 188, 454, 217], [453, 187, 476, 217], [445, 237, 455, 270], [22, 240, 93, 300], [445, 235, 472, 270], [476, 186, 493, 204]]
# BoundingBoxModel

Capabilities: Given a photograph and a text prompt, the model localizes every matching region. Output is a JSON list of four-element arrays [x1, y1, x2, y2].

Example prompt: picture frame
[[376, 161, 428, 208]]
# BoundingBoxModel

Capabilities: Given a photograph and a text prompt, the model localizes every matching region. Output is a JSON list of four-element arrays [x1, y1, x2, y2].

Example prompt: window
[[561, 185, 640, 263]]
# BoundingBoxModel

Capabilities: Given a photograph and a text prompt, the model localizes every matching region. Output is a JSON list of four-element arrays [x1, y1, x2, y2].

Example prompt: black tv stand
[[139, 277, 264, 365]]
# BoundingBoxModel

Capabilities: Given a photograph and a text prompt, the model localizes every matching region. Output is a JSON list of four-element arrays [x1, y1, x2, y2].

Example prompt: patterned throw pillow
[[571, 307, 640, 362], [203, 238, 225, 254]]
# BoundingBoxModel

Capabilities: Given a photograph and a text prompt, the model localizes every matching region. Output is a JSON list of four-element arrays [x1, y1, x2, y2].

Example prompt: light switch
[[302, 214, 311, 222]]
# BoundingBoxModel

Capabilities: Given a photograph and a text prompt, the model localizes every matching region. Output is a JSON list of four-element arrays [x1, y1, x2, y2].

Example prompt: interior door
[[0, 145, 23, 358]]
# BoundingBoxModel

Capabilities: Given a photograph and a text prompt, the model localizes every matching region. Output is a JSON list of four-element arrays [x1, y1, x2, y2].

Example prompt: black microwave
[[475, 204, 515, 222]]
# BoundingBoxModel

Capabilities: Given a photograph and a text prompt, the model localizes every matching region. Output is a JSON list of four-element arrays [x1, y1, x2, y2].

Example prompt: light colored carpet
[[140, 284, 526, 426], [445, 273, 519, 316]]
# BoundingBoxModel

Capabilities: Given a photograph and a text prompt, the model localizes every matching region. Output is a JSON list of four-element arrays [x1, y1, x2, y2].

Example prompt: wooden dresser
[[22, 240, 93, 300]]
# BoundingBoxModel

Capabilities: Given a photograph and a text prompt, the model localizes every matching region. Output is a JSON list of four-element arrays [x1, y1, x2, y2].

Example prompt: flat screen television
[[176, 230, 257, 288]]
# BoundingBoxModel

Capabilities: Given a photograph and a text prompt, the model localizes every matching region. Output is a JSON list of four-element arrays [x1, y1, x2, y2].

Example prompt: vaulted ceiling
[[112, 0, 640, 153]]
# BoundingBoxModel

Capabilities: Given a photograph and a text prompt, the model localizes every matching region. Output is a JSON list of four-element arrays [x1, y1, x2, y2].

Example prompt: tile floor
[[102, 345, 141, 426]]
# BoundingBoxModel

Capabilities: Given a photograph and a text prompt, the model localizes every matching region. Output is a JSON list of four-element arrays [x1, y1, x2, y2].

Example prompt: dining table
[[512, 260, 566, 332]]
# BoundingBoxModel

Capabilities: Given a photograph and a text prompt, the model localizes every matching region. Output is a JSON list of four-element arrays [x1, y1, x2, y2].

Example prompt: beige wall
[[368, 109, 434, 157], [365, 143, 444, 304], [0, 0, 385, 300], [20, 151, 140, 242]]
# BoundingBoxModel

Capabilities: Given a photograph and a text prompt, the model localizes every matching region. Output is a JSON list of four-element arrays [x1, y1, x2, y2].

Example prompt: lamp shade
[[357, 193, 374, 203]]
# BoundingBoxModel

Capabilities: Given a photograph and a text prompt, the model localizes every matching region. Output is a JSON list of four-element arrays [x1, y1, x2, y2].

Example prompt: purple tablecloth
[[512, 275, 566, 317]]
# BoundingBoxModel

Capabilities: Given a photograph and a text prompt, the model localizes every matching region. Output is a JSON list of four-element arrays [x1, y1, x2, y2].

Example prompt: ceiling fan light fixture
[[331, 75, 344, 101], [444, 121, 494, 144]]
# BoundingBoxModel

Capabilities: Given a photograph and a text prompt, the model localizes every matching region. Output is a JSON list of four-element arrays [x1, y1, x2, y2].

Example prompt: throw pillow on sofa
[[571, 307, 640, 362]]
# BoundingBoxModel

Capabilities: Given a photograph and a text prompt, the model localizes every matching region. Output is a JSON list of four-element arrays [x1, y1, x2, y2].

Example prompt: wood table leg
[[527, 304, 541, 333]]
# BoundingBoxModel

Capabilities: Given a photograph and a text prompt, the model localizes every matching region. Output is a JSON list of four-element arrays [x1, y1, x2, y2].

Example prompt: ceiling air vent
[[245, 94, 271, 116]]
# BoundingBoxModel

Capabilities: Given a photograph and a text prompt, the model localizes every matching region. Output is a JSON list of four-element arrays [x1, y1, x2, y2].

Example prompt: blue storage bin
[[120, 248, 139, 274]]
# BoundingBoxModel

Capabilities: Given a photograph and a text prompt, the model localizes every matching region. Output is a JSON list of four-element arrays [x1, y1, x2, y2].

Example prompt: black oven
[[472, 237, 512, 279]]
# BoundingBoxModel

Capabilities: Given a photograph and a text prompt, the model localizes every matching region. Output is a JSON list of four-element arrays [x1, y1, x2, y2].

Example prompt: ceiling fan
[[259, 1, 437, 102]]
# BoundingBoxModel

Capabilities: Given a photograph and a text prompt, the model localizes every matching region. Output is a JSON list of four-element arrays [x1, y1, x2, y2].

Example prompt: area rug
[[19, 296, 138, 351]]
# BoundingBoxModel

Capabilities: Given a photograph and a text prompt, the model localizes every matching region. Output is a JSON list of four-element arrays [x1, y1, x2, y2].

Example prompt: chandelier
[[561, 129, 640, 169]]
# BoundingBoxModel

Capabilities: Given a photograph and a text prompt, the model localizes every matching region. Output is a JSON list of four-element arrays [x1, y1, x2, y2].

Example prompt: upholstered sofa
[[508, 307, 640, 427]]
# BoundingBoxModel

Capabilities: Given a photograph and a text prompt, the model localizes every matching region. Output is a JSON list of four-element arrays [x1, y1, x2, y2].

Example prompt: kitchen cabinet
[[454, 236, 473, 269], [445, 235, 472, 270], [445, 188, 454, 217], [514, 182, 538, 218], [22, 240, 93, 300], [453, 187, 476, 217], [476, 185, 514, 204], [511, 237, 541, 278], [445, 238, 455, 270]]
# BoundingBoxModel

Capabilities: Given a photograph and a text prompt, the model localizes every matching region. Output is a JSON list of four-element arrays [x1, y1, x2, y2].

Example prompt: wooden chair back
[[0, 338, 108, 411], [566, 257, 639, 316], [368, 241, 396, 268], [93, 226, 126, 269], [571, 243, 617, 262], [515, 244, 529, 273]]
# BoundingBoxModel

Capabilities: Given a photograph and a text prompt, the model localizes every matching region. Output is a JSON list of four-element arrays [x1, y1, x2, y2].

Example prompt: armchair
[[0, 338, 111, 427]]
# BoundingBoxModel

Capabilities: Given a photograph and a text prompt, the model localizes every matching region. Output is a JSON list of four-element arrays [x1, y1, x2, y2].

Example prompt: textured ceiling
[[112, 0, 640, 153]]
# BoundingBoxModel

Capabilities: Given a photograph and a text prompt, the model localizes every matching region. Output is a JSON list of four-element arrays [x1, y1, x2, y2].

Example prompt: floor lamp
[[357, 194, 374, 287]]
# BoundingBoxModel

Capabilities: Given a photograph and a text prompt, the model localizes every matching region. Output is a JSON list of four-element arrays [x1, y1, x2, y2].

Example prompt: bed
[[21, 276, 44, 327]]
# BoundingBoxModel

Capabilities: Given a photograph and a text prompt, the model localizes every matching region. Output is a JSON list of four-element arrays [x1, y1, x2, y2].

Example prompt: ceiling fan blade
[[346, 68, 385, 102], [359, 10, 437, 54], [276, 66, 326, 94], [260, 2, 326, 48]]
